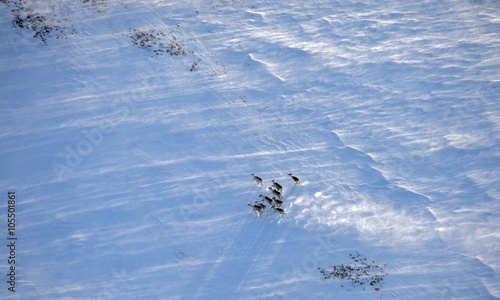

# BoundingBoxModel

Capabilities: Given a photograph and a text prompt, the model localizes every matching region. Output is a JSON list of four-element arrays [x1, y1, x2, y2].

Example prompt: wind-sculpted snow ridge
[[0, 0, 499, 299]]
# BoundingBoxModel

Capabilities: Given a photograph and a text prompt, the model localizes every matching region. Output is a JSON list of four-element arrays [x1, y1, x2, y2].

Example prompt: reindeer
[[288, 173, 301, 184], [258, 194, 274, 205], [271, 205, 288, 219], [268, 187, 283, 200], [248, 202, 266, 217], [248, 203, 260, 216], [273, 197, 283, 207], [251, 173, 263, 187], [271, 180, 283, 192], [255, 202, 268, 216]]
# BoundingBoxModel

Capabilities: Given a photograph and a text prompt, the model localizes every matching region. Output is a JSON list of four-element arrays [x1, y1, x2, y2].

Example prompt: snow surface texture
[[1, 0, 499, 299]]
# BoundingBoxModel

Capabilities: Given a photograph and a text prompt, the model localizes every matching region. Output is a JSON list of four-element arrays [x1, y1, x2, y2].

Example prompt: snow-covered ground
[[1, 0, 499, 299]]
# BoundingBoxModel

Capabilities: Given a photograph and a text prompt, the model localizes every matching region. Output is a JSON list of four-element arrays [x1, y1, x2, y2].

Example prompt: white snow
[[0, 0, 499, 299]]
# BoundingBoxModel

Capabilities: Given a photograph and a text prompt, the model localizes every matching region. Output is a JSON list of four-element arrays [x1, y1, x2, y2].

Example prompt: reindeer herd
[[248, 173, 301, 219]]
